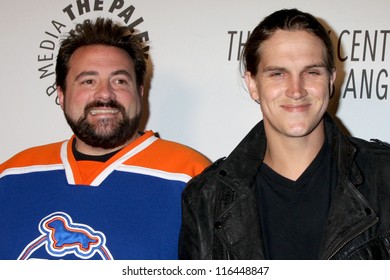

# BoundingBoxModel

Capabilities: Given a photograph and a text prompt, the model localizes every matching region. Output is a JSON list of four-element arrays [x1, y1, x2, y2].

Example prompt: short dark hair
[[55, 17, 146, 92], [241, 8, 335, 76]]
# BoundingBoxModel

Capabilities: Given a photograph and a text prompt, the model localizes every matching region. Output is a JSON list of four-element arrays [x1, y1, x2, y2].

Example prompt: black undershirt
[[72, 139, 121, 162], [71, 132, 145, 162], [255, 141, 337, 260]]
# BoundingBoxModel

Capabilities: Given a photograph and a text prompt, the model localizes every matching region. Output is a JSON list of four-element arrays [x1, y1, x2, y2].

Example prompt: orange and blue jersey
[[0, 131, 210, 260]]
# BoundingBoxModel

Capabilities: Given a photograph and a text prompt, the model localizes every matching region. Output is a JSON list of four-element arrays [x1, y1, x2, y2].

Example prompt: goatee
[[64, 100, 141, 149]]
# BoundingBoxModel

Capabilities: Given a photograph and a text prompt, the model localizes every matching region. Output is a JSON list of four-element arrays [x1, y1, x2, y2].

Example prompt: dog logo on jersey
[[18, 212, 113, 260]]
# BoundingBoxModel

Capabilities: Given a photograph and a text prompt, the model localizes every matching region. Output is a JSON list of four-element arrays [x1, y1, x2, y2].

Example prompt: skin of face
[[57, 45, 144, 154], [245, 30, 336, 141]]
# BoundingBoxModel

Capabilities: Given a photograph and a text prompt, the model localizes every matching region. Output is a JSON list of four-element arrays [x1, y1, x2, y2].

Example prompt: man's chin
[[89, 116, 121, 127], [81, 134, 126, 149], [93, 129, 123, 142]]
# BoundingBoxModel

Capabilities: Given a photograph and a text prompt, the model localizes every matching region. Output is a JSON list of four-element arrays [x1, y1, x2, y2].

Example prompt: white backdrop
[[1, 0, 389, 163]]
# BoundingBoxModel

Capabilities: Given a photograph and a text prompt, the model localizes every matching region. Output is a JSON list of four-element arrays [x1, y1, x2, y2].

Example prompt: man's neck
[[72, 140, 122, 162], [263, 123, 325, 181], [73, 133, 140, 157]]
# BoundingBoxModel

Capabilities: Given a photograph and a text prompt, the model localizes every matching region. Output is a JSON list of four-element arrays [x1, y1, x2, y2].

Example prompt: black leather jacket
[[179, 114, 390, 259]]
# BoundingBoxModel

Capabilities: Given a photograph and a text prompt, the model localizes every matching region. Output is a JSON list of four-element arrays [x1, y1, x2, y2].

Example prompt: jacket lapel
[[320, 115, 378, 259]]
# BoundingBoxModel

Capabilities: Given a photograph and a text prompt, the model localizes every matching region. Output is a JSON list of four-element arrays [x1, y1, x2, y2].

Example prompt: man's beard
[[64, 100, 141, 149]]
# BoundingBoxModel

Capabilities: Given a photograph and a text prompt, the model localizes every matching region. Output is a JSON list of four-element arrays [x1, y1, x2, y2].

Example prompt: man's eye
[[306, 67, 327, 76], [82, 79, 94, 85], [271, 72, 283, 77], [114, 79, 128, 85]]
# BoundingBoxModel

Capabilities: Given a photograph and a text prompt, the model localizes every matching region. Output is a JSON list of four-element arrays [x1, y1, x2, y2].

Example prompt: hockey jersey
[[0, 131, 210, 260]]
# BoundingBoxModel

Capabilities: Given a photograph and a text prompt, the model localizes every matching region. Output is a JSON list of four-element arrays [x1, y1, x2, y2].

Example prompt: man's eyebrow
[[305, 63, 327, 69], [262, 66, 287, 73], [75, 71, 98, 80], [111, 69, 133, 78]]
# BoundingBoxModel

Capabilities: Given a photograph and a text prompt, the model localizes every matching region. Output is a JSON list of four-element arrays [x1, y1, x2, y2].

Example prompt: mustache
[[84, 100, 122, 111], [83, 99, 127, 118]]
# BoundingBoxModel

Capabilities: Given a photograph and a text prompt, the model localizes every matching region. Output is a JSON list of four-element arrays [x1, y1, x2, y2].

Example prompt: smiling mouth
[[89, 108, 119, 115], [282, 104, 311, 112]]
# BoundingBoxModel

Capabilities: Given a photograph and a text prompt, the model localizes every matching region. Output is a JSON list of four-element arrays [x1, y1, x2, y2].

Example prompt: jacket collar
[[321, 116, 376, 259], [216, 120, 266, 194], [323, 114, 363, 186]]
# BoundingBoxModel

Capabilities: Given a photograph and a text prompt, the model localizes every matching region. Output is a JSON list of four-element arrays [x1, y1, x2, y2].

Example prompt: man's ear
[[138, 85, 144, 97], [329, 68, 337, 98], [244, 71, 260, 101], [57, 86, 65, 111]]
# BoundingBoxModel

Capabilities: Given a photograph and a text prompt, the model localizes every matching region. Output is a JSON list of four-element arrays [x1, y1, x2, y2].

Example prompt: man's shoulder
[[155, 137, 208, 159], [349, 136, 390, 153], [347, 137, 390, 172], [0, 141, 65, 172], [157, 139, 201, 156], [126, 132, 211, 177]]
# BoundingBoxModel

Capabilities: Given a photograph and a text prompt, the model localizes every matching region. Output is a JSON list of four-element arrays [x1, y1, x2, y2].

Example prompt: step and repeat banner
[[0, 0, 389, 162]]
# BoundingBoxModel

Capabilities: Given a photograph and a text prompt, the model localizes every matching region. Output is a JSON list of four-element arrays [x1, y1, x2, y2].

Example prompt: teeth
[[90, 109, 118, 115]]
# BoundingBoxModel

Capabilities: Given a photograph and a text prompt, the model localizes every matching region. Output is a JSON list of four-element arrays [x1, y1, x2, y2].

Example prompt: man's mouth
[[89, 108, 119, 115]]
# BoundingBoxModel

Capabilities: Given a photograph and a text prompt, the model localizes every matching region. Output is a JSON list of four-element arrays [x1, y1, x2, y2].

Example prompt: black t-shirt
[[72, 138, 122, 162], [255, 141, 337, 259]]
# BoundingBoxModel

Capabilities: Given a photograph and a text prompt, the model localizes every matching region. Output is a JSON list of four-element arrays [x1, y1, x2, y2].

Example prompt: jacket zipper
[[326, 217, 379, 259]]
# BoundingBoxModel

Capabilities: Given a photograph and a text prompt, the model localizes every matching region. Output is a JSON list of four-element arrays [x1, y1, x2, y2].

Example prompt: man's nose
[[285, 75, 307, 100], [94, 81, 116, 101]]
